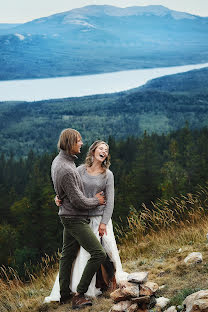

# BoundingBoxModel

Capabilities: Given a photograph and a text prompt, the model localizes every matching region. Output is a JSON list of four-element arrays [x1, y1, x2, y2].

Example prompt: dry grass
[[1, 185, 208, 311], [117, 185, 208, 305], [0, 254, 59, 312]]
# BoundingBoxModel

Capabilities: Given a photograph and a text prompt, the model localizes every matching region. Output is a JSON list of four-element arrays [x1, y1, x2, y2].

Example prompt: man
[[51, 128, 106, 309]]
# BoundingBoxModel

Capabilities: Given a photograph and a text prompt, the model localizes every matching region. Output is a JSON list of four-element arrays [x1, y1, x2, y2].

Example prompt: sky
[[1, 0, 208, 23]]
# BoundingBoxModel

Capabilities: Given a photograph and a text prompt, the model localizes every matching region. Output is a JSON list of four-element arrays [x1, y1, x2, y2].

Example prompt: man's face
[[72, 136, 83, 154]]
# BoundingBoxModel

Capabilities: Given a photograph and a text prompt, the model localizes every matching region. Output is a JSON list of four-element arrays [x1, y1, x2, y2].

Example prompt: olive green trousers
[[59, 217, 106, 297]]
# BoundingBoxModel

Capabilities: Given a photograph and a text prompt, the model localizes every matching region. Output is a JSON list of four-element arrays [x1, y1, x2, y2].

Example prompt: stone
[[156, 297, 170, 309], [184, 252, 202, 264], [183, 290, 208, 312], [140, 282, 159, 296], [149, 296, 157, 309], [119, 281, 136, 288], [127, 303, 139, 312], [164, 306, 177, 312], [121, 284, 140, 298], [137, 309, 148, 312], [110, 289, 130, 302], [131, 296, 150, 304], [110, 300, 132, 312], [127, 272, 149, 284]]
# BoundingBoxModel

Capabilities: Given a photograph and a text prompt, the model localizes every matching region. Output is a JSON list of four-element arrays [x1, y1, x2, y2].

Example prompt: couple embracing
[[45, 128, 127, 309]]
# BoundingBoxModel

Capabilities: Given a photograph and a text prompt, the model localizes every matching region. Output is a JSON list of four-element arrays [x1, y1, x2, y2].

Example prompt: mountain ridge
[[0, 5, 208, 80], [3, 5, 200, 36]]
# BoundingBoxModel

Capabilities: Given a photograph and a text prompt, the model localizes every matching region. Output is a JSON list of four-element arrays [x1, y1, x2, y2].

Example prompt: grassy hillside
[[0, 67, 208, 157], [1, 186, 208, 311]]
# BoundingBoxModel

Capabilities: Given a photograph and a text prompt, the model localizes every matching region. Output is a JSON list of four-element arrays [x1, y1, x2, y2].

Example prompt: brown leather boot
[[72, 294, 92, 309]]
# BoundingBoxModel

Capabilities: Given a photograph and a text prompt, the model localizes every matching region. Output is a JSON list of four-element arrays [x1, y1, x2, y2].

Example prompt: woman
[[44, 140, 127, 302]]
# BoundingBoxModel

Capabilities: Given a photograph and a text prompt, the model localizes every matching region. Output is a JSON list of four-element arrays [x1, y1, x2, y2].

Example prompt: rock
[[183, 290, 208, 312], [127, 272, 149, 284], [184, 252, 202, 264], [164, 306, 177, 312], [119, 281, 136, 288], [110, 289, 130, 302], [131, 296, 150, 304], [156, 297, 170, 309], [110, 300, 132, 312], [140, 282, 159, 296], [121, 284, 140, 298], [149, 296, 157, 309], [137, 309, 148, 312], [127, 303, 139, 312]]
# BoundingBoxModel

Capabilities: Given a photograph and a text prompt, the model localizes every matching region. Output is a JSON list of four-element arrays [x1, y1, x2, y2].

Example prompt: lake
[[0, 62, 208, 101]]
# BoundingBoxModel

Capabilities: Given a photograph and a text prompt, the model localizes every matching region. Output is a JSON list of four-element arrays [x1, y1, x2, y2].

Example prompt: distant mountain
[[0, 67, 208, 157], [0, 23, 21, 36], [0, 5, 208, 80], [0, 23, 21, 30]]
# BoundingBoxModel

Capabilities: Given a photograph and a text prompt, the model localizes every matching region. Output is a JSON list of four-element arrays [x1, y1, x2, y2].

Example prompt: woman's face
[[93, 143, 109, 163]]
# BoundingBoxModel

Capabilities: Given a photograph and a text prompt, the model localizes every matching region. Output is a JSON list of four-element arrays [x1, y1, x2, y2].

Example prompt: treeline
[[1, 126, 208, 278], [1, 67, 208, 158]]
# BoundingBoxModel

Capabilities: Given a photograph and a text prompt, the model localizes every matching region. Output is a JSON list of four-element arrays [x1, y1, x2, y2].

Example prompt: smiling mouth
[[99, 154, 105, 158]]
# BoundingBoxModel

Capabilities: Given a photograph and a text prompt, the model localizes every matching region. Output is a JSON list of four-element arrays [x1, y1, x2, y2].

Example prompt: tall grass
[[118, 184, 208, 259], [0, 253, 59, 312], [1, 185, 208, 311]]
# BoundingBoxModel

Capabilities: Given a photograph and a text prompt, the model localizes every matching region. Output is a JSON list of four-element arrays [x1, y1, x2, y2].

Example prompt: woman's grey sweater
[[77, 164, 114, 225]]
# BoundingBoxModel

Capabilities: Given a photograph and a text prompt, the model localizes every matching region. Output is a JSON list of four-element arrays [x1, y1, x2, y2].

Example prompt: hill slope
[[0, 5, 208, 80], [139, 67, 208, 93], [1, 186, 208, 312], [0, 67, 208, 157]]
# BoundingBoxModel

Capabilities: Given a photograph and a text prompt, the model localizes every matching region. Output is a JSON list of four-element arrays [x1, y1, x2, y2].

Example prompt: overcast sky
[[1, 0, 208, 23]]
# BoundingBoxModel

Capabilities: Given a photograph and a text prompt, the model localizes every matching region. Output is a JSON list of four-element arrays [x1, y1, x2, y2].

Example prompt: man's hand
[[99, 223, 107, 236], [95, 192, 106, 205], [54, 195, 62, 207]]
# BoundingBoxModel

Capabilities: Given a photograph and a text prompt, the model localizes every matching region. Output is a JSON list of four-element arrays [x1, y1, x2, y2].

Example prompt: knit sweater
[[51, 149, 99, 218], [77, 164, 114, 225]]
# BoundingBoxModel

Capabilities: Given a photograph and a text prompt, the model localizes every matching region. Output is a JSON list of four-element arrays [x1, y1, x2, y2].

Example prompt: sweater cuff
[[101, 217, 108, 225]]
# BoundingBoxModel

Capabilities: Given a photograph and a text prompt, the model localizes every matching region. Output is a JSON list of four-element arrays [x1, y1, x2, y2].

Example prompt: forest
[[1, 126, 208, 279], [0, 67, 208, 158]]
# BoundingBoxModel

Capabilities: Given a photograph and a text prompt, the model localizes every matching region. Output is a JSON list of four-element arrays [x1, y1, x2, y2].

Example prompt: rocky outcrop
[[140, 282, 159, 296], [127, 272, 149, 284], [109, 272, 160, 312], [156, 297, 170, 309], [110, 300, 132, 312], [164, 306, 177, 312], [183, 290, 208, 312], [184, 252, 203, 264]]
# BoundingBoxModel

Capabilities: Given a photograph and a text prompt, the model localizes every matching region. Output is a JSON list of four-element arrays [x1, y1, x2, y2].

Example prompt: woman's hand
[[99, 223, 107, 236], [54, 195, 62, 207]]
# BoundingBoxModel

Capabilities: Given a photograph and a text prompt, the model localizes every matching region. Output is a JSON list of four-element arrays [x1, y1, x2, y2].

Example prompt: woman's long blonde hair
[[85, 140, 111, 171]]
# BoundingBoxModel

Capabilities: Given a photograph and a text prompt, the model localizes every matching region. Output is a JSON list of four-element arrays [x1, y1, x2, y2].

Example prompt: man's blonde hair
[[57, 128, 81, 155]]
